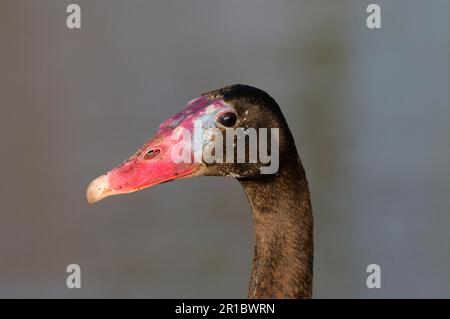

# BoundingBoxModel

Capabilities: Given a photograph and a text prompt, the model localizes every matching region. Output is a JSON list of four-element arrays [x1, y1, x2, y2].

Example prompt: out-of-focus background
[[0, 0, 448, 298]]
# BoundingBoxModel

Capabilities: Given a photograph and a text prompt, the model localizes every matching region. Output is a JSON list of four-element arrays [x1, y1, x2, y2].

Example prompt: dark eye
[[217, 112, 237, 128], [143, 148, 160, 160]]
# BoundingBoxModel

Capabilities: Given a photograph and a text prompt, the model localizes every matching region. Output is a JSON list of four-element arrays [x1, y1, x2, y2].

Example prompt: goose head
[[86, 84, 290, 204]]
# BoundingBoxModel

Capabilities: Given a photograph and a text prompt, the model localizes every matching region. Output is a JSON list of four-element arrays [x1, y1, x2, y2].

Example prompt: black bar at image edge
[[0, 299, 448, 317]]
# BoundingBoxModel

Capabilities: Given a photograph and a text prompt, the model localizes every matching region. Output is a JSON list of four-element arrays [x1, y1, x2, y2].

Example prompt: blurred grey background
[[0, 0, 448, 298]]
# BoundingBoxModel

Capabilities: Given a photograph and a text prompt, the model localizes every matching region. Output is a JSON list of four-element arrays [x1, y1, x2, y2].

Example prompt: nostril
[[143, 148, 161, 160]]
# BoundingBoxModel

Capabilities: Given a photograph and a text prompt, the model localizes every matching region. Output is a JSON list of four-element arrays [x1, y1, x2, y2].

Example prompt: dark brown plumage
[[87, 84, 313, 298], [203, 85, 314, 298]]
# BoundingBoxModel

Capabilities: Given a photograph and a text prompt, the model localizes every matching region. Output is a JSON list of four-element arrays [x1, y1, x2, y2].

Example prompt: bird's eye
[[216, 112, 238, 128], [143, 148, 161, 160]]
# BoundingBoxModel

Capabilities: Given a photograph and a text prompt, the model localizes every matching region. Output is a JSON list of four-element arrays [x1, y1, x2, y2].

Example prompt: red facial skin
[[106, 130, 197, 194], [86, 96, 228, 203]]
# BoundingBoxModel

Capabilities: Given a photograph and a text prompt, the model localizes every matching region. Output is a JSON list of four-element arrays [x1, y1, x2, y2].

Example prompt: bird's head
[[86, 84, 292, 203]]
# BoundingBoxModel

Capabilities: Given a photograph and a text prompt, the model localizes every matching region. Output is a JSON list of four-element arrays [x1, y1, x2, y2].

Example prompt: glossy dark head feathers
[[203, 84, 295, 153], [203, 84, 285, 125]]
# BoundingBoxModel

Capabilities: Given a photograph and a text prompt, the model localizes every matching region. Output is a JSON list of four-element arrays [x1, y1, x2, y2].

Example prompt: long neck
[[238, 158, 313, 299]]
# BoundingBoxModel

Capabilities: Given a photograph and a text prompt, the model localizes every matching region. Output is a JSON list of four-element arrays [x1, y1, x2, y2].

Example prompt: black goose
[[86, 84, 313, 298]]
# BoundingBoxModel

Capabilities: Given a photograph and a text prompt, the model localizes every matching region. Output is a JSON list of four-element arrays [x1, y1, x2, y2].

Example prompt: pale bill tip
[[86, 175, 110, 204]]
